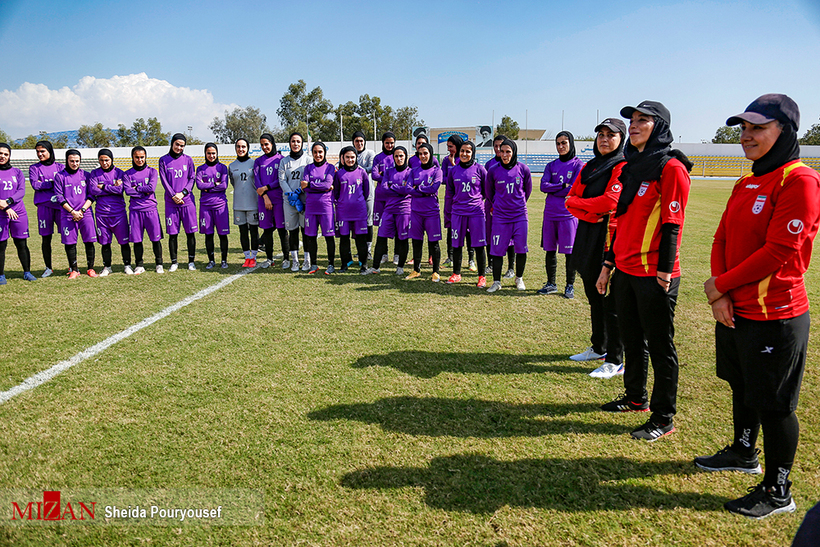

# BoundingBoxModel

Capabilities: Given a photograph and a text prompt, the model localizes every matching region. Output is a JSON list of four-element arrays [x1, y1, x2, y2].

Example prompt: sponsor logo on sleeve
[[752, 195, 766, 214], [669, 201, 681, 213], [787, 219, 804, 234], [612, 183, 622, 193]]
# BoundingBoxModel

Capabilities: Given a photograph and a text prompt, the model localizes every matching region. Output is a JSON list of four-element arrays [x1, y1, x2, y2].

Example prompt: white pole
[[525, 109, 528, 156]]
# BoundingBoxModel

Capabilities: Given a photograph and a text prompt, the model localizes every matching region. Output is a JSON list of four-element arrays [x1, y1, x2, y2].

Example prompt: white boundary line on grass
[[0, 266, 260, 405]]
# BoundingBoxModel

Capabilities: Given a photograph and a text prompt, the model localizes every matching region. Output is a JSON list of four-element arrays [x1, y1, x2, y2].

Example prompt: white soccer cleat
[[281, 259, 291, 270], [589, 362, 625, 379], [487, 280, 502, 293], [503, 268, 515, 279], [133, 266, 146, 275], [169, 263, 178, 272], [260, 259, 271, 268], [41, 268, 53, 278], [124, 265, 135, 275], [393, 254, 399, 265], [188, 262, 196, 271], [515, 277, 526, 291], [301, 255, 311, 272], [156, 264, 165, 274], [395, 267, 404, 276], [570, 347, 606, 361], [99, 266, 112, 277], [291, 259, 300, 272]]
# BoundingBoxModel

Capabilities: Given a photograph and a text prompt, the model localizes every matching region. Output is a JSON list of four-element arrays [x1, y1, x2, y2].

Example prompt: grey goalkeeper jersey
[[228, 158, 257, 211], [278, 153, 311, 200]]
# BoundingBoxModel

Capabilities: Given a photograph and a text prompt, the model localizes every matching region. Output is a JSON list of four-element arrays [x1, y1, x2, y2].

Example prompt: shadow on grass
[[341, 453, 724, 513], [351, 351, 585, 377], [308, 396, 621, 437]]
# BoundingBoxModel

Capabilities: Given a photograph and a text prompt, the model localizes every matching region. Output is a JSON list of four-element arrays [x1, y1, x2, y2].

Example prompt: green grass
[[0, 179, 818, 546]]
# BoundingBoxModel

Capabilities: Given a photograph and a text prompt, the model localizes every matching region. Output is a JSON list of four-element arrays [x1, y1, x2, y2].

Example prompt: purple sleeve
[[444, 170, 453, 216], [102, 168, 127, 195], [541, 164, 563, 193], [523, 166, 533, 201], [253, 161, 262, 189], [157, 159, 174, 195], [184, 157, 196, 193], [195, 167, 213, 191], [418, 168, 442, 195], [9, 169, 25, 203], [332, 171, 342, 202], [484, 168, 496, 204], [29, 165, 50, 191], [306, 165, 334, 193], [53, 172, 67, 205], [124, 173, 137, 197]]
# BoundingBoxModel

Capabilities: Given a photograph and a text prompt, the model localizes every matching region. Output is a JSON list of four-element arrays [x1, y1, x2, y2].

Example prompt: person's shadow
[[340, 453, 725, 513]]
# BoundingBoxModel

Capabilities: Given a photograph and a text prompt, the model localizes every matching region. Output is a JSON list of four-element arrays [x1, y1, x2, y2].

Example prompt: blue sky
[[1, 0, 819, 143]]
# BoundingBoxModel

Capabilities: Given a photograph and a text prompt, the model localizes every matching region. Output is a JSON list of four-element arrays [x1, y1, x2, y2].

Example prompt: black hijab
[[751, 123, 800, 177], [168, 133, 186, 159], [0, 143, 11, 170], [288, 132, 304, 160], [65, 149, 81, 175], [447, 134, 464, 163], [204, 143, 219, 167], [393, 146, 409, 172], [339, 145, 358, 172], [580, 130, 626, 199], [381, 132, 396, 156], [36, 140, 56, 166], [131, 146, 147, 171], [418, 143, 435, 170], [260, 133, 277, 158], [459, 141, 476, 169], [235, 138, 250, 162], [556, 131, 576, 162], [311, 142, 327, 167], [499, 139, 518, 170], [98, 149, 114, 172]]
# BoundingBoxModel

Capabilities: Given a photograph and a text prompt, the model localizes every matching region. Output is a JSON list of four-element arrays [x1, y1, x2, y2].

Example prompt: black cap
[[594, 118, 627, 135], [726, 93, 799, 131], [620, 101, 671, 125]]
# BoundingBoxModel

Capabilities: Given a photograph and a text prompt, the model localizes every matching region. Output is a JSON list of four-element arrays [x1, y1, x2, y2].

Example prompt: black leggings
[[168, 233, 196, 263], [205, 234, 229, 263], [134, 240, 163, 266], [239, 224, 259, 253], [340, 234, 370, 268], [288, 228, 303, 255], [0, 239, 28, 275], [42, 234, 53, 270], [452, 246, 486, 275], [545, 251, 576, 285], [304, 235, 336, 267], [101, 243, 132, 268], [374, 236, 408, 269], [261, 228, 274, 260], [491, 252, 526, 282], [65, 242, 95, 272], [412, 239, 440, 273]]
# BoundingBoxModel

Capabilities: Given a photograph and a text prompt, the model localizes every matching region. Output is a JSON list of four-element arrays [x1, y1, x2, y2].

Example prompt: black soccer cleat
[[724, 482, 796, 519], [695, 445, 762, 474]]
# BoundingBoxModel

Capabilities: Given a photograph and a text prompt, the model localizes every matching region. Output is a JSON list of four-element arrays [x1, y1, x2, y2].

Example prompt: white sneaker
[[134, 266, 146, 275], [99, 266, 112, 277], [395, 267, 404, 276], [515, 276, 526, 291], [468, 260, 477, 272], [156, 265, 165, 274], [364, 267, 380, 275], [570, 347, 606, 362], [484, 266, 492, 275], [124, 265, 135, 275], [503, 268, 515, 279], [487, 280, 502, 293], [589, 362, 625, 379], [169, 263, 178, 272], [260, 259, 271, 269], [188, 262, 196, 271], [41, 268, 53, 278], [393, 254, 399, 265], [301, 255, 311, 271], [291, 259, 300, 272], [281, 259, 291, 270], [380, 254, 388, 264]]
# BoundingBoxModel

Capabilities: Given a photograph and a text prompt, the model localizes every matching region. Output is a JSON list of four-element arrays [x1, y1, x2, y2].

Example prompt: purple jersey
[[29, 161, 65, 207], [0, 167, 27, 215], [371, 152, 395, 200], [333, 166, 370, 222], [302, 163, 335, 216], [440, 155, 458, 180], [408, 164, 442, 216], [54, 169, 92, 210], [408, 155, 441, 171], [88, 167, 127, 216], [195, 163, 229, 209], [541, 157, 584, 221], [485, 163, 532, 222], [254, 152, 283, 202], [124, 167, 159, 212], [447, 163, 487, 216], [484, 157, 500, 171], [382, 166, 413, 215], [158, 153, 196, 208]]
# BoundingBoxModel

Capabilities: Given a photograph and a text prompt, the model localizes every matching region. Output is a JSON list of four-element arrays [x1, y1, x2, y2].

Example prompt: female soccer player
[[89, 149, 132, 276], [538, 132, 582, 298], [698, 94, 819, 519], [0, 144, 35, 284], [442, 134, 473, 269], [301, 142, 336, 274], [54, 150, 97, 278], [445, 141, 487, 287], [279, 132, 310, 271], [124, 146, 163, 274], [196, 143, 230, 269], [565, 118, 627, 379], [405, 143, 442, 282], [369, 146, 412, 275], [254, 133, 287, 268], [370, 132, 396, 263], [596, 101, 692, 441], [229, 138, 259, 268], [485, 139, 532, 292], [484, 135, 515, 277], [28, 140, 64, 277], [334, 146, 370, 273], [158, 133, 197, 271]]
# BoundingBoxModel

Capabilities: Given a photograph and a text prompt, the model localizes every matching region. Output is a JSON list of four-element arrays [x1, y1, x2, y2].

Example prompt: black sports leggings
[[168, 233, 196, 263], [239, 224, 259, 253], [452, 245, 486, 275], [65, 242, 95, 271], [205, 234, 229, 263], [134, 241, 163, 266], [412, 239, 440, 273], [101, 243, 132, 268], [545, 251, 576, 285], [340, 234, 370, 268]]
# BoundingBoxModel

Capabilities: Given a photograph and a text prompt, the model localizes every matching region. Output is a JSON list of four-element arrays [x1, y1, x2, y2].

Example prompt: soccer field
[[1, 179, 818, 546]]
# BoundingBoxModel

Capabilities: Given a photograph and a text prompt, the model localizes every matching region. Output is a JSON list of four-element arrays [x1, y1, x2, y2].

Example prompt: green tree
[[77, 123, 114, 147], [277, 80, 335, 142], [14, 131, 68, 149], [209, 106, 271, 144], [117, 117, 171, 147], [712, 126, 741, 144], [496, 116, 520, 140], [799, 120, 820, 145], [0, 127, 11, 144]]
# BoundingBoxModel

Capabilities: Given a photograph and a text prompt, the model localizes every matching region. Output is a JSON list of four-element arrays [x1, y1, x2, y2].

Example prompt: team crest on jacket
[[637, 182, 650, 196], [752, 195, 766, 214]]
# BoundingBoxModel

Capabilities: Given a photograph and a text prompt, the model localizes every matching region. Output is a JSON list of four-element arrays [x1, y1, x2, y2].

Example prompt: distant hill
[[13, 129, 116, 148]]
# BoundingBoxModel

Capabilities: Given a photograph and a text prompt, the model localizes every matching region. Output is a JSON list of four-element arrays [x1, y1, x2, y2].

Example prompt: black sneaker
[[601, 393, 649, 413], [695, 446, 762, 474], [630, 419, 675, 441], [564, 284, 575, 299], [725, 482, 796, 519], [536, 282, 558, 295]]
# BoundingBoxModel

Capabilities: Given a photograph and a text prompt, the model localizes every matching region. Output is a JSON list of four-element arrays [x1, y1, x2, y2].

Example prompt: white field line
[[0, 266, 259, 405]]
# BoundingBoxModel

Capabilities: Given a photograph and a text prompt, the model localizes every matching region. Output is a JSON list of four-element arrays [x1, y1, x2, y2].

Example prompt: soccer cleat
[[431, 272, 440, 282], [564, 284, 575, 299], [630, 419, 675, 441], [393, 254, 399, 265], [302, 257, 311, 271], [476, 276, 487, 288], [359, 266, 369, 275], [589, 362, 624, 379], [247, 258, 257, 268], [124, 265, 135, 275], [133, 266, 146, 275], [260, 259, 271, 268], [307, 265, 319, 274], [503, 268, 515, 279], [206, 261, 216, 270], [405, 270, 421, 280], [0, 275, 6, 285], [601, 393, 649, 412], [156, 265, 164, 274], [364, 267, 380, 275], [221, 261, 229, 269], [23, 271, 37, 281], [724, 482, 796, 519], [695, 446, 763, 474], [487, 280, 502, 293], [325, 265, 335, 275], [339, 265, 349, 273], [407, 259, 414, 266], [281, 259, 291, 270], [447, 273, 462, 284], [67, 270, 80, 280], [242, 258, 250, 267], [570, 347, 606, 361], [537, 282, 558, 295], [484, 266, 492, 275], [395, 267, 404, 276], [41, 268, 53, 278], [169, 262, 178, 272], [380, 254, 388, 264], [188, 262, 197, 271], [87, 269, 98, 278], [515, 277, 526, 290], [442, 257, 452, 267], [428, 256, 433, 265], [99, 267, 112, 277], [468, 260, 477, 272], [291, 259, 300, 272]]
